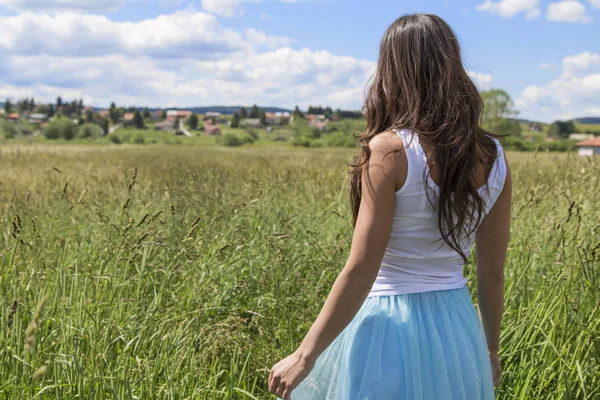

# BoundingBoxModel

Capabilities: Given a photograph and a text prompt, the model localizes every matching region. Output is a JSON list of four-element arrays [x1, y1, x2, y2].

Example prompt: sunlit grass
[[0, 145, 598, 399]]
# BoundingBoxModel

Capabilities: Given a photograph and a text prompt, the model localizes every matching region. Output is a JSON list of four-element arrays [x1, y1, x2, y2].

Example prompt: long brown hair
[[350, 14, 498, 262]]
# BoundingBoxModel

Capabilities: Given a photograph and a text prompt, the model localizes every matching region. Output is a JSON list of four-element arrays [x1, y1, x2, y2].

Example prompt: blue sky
[[0, 0, 598, 122]]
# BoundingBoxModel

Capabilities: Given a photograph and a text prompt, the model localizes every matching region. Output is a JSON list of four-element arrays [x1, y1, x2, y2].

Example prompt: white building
[[576, 137, 600, 156], [569, 133, 595, 142]]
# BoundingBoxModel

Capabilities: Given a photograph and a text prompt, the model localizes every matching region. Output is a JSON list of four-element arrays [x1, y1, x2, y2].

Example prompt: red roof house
[[204, 124, 222, 136]]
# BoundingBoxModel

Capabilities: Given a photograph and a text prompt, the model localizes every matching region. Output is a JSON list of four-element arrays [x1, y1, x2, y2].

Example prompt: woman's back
[[368, 129, 507, 297], [270, 14, 510, 400]]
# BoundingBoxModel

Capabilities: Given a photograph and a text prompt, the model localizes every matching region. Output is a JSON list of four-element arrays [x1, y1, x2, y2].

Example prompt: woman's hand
[[489, 351, 502, 387], [268, 350, 315, 399]]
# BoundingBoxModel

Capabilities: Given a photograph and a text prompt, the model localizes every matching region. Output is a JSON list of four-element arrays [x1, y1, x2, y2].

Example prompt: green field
[[1, 144, 599, 399]]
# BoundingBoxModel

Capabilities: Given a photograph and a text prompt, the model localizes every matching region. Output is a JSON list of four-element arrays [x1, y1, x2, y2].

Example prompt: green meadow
[[0, 144, 598, 399]]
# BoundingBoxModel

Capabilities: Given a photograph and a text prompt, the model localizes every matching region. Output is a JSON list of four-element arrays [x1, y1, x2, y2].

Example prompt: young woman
[[269, 13, 511, 400]]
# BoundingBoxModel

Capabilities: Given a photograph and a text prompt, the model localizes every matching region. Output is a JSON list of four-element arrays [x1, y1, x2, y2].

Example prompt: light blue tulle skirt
[[285, 286, 495, 400]]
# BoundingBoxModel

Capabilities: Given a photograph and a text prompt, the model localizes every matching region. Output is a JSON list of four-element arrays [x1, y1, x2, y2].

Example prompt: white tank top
[[367, 129, 507, 297]]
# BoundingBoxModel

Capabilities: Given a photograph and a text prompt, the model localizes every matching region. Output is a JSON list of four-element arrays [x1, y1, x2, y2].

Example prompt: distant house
[[265, 111, 291, 125], [154, 116, 177, 131], [203, 112, 224, 124], [310, 120, 329, 132], [569, 133, 595, 142], [166, 110, 192, 120], [576, 137, 600, 156], [8, 112, 20, 121], [123, 112, 135, 125], [528, 123, 543, 132], [241, 118, 262, 128], [306, 114, 327, 122], [204, 124, 221, 136], [28, 113, 48, 125], [81, 106, 94, 115], [98, 110, 110, 119]]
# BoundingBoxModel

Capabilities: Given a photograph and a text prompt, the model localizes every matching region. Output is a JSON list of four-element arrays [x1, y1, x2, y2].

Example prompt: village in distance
[[1, 92, 600, 155]]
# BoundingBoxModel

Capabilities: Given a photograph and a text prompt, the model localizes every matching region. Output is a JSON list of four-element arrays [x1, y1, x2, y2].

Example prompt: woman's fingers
[[269, 372, 281, 395]]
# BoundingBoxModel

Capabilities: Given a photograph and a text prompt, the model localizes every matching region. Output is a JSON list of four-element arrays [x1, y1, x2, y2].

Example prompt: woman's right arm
[[475, 152, 512, 386]]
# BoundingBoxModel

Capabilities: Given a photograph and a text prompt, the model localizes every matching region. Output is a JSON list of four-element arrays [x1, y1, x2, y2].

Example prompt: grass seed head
[[32, 365, 48, 381], [25, 295, 48, 353], [128, 167, 138, 193]]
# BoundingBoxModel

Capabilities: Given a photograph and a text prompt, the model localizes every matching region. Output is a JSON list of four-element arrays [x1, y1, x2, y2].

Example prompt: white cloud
[[539, 63, 558, 69], [468, 71, 494, 89], [260, 12, 271, 19], [516, 52, 600, 121], [562, 51, 600, 77], [201, 0, 247, 17], [200, 0, 315, 17], [0, 10, 375, 110], [0, 0, 124, 11], [476, 0, 540, 19], [245, 28, 291, 48], [589, 0, 600, 9], [584, 106, 600, 114], [0, 11, 270, 57], [547, 1, 592, 23]]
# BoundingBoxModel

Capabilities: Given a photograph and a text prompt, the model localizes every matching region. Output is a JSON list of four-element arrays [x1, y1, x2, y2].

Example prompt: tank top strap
[[483, 137, 507, 213], [393, 129, 429, 194]]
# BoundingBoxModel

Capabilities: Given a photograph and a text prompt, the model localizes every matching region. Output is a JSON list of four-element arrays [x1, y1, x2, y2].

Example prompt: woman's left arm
[[269, 135, 402, 399]]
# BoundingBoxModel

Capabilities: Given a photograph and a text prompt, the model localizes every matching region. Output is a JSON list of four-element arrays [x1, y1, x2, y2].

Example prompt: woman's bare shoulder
[[366, 131, 408, 190], [368, 130, 405, 153]]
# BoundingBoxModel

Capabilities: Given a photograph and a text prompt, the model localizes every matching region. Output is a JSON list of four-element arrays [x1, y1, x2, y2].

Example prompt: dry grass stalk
[[32, 365, 48, 381], [24, 295, 48, 353], [7, 300, 18, 328]]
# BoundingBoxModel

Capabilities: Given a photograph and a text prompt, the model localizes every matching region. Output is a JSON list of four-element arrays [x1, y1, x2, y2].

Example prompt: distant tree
[[188, 113, 199, 130], [78, 99, 83, 114], [142, 107, 150, 120], [239, 107, 248, 119], [17, 98, 28, 113], [100, 118, 109, 136], [231, 112, 241, 128], [293, 106, 304, 120], [336, 109, 363, 119], [86, 109, 94, 123], [4, 99, 11, 114], [325, 106, 333, 118], [78, 117, 85, 126], [29, 97, 35, 112], [308, 105, 325, 114], [159, 110, 166, 121], [548, 120, 576, 138], [109, 102, 119, 123], [133, 110, 145, 129], [250, 104, 259, 118], [78, 123, 101, 139], [1, 121, 17, 139], [259, 108, 266, 126], [48, 104, 55, 118], [45, 117, 76, 140], [481, 89, 521, 136], [56, 96, 62, 111], [334, 108, 343, 120]]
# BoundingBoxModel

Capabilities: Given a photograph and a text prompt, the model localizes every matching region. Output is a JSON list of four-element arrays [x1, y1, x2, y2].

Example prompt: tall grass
[[0, 145, 598, 399]]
